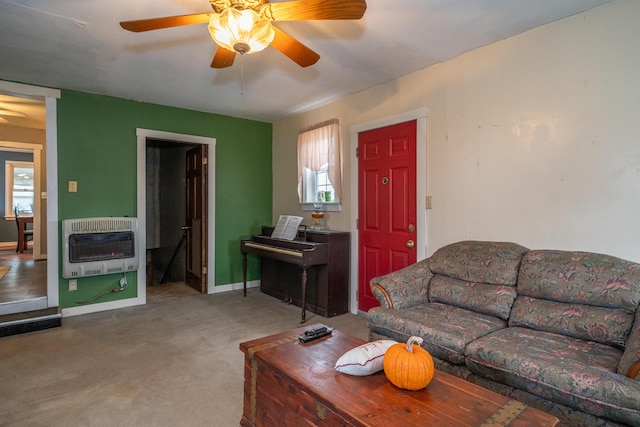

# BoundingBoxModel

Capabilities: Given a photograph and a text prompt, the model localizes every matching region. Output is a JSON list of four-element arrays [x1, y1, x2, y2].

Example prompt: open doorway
[[0, 93, 49, 312], [146, 140, 193, 292], [141, 132, 213, 302]]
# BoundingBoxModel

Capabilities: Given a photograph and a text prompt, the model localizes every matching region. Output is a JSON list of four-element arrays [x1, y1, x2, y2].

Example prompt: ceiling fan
[[120, 0, 367, 69]]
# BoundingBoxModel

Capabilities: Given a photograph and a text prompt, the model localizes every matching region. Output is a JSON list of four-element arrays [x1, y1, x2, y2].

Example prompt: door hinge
[[203, 266, 207, 275], [203, 157, 208, 165], [356, 290, 359, 301], [356, 218, 359, 230], [356, 147, 359, 158]]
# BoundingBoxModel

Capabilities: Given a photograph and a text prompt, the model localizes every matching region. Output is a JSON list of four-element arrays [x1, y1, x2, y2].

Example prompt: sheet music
[[271, 215, 303, 240]]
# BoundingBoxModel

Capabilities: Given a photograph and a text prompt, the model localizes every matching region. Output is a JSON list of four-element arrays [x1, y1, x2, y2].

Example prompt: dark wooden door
[[358, 120, 417, 311], [185, 145, 208, 293]]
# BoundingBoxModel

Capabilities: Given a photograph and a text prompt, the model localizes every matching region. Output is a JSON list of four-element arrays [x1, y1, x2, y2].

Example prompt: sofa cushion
[[429, 275, 517, 320], [429, 241, 529, 285], [514, 250, 640, 350], [368, 302, 507, 365], [509, 296, 634, 349], [465, 327, 640, 426], [517, 250, 640, 311]]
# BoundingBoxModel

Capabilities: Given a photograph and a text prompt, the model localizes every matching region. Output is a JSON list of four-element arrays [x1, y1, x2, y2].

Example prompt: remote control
[[299, 327, 333, 343], [305, 326, 327, 336]]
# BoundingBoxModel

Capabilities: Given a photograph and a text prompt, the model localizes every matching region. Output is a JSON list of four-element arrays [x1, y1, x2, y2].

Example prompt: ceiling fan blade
[[266, 0, 366, 21], [271, 27, 320, 67], [211, 47, 237, 68], [120, 13, 212, 32], [0, 109, 26, 118]]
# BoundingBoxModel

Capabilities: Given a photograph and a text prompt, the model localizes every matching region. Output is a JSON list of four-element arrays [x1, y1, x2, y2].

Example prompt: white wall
[[273, 0, 640, 263]]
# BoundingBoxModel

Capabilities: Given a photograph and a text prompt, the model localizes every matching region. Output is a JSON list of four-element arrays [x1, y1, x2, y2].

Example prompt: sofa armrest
[[626, 359, 640, 379], [369, 258, 432, 310], [619, 306, 640, 378]]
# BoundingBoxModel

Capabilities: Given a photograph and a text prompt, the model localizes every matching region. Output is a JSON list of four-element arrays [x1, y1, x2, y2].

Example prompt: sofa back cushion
[[429, 241, 529, 285], [512, 250, 640, 349], [428, 241, 529, 319], [429, 275, 517, 320]]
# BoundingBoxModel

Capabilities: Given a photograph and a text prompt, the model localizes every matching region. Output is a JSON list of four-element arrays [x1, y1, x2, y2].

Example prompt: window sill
[[301, 202, 341, 212]]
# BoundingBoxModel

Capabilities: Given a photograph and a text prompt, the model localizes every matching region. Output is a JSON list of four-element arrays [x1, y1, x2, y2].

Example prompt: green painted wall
[[57, 90, 272, 309]]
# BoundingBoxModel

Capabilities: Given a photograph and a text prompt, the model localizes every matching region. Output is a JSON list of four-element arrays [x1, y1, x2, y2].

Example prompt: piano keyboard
[[243, 242, 303, 257]]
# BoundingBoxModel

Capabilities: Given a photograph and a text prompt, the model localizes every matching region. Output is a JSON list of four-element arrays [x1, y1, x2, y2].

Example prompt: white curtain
[[297, 118, 341, 203]]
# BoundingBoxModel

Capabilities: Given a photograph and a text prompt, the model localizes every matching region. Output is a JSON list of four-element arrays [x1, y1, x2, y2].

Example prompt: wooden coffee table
[[239, 324, 559, 426]]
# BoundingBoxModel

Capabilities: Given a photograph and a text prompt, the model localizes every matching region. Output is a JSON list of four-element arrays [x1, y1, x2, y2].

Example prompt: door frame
[[136, 129, 216, 304], [349, 108, 428, 314], [0, 80, 60, 315]]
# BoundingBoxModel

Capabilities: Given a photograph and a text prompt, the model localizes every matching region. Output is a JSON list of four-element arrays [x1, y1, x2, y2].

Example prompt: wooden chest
[[239, 325, 559, 427]]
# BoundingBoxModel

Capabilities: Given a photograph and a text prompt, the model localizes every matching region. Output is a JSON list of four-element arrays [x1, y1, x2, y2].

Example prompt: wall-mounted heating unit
[[62, 217, 139, 279]]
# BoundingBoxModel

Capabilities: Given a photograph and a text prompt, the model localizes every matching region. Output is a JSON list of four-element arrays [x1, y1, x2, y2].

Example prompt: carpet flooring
[[0, 284, 369, 426]]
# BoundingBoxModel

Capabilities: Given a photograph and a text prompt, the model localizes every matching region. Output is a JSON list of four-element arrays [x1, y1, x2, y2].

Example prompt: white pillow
[[334, 340, 397, 376]]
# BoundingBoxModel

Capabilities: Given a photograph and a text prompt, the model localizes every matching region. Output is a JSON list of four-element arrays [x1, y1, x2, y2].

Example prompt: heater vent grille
[[67, 217, 137, 234], [62, 217, 139, 279]]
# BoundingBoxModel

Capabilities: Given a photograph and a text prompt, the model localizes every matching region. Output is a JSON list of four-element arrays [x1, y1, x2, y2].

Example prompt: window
[[297, 119, 342, 210], [315, 165, 335, 202], [300, 164, 337, 204], [5, 161, 34, 218]]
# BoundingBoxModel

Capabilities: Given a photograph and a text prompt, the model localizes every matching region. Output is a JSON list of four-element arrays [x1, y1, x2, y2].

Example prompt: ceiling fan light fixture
[[208, 8, 275, 55]]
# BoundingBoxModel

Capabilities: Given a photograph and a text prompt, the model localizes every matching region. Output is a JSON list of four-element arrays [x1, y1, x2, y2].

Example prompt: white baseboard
[[209, 280, 260, 294], [60, 281, 260, 317], [62, 297, 143, 317]]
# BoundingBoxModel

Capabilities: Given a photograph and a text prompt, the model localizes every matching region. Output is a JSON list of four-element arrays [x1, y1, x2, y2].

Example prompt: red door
[[358, 120, 417, 311]]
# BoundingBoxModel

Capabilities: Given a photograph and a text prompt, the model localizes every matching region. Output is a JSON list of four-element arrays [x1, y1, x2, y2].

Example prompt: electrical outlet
[[69, 279, 77, 291], [68, 181, 78, 192]]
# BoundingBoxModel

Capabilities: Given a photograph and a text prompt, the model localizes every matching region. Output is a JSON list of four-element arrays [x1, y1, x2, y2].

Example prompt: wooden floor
[[0, 246, 47, 303]]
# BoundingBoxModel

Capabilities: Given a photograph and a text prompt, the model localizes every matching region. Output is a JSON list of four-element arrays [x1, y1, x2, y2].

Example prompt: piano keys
[[241, 226, 350, 323]]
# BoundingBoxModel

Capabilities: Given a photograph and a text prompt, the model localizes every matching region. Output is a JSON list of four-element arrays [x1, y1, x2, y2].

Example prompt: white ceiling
[[0, 0, 612, 126]]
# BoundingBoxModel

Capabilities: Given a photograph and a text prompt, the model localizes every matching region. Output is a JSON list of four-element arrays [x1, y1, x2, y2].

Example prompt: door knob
[[406, 240, 415, 249]]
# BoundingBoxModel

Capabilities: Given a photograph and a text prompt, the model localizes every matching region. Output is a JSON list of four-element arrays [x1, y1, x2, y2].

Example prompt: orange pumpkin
[[383, 336, 434, 390]]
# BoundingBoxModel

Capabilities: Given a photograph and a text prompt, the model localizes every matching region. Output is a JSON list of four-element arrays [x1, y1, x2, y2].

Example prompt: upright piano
[[241, 226, 350, 323]]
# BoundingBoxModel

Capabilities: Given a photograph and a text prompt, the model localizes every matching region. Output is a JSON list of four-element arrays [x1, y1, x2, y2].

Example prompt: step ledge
[[0, 297, 48, 315], [1, 313, 61, 328]]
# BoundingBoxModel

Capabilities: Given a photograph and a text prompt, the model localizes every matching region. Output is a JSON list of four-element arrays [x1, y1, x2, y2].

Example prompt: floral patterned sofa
[[368, 241, 640, 426]]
